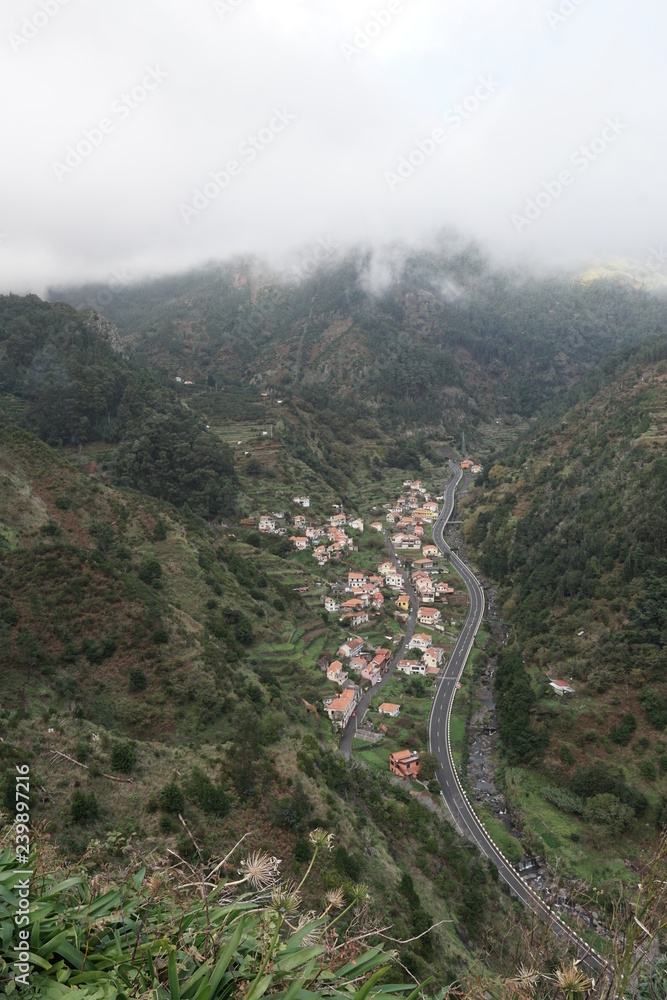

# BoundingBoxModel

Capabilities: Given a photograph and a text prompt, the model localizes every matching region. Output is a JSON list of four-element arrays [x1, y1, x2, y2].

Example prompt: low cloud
[[0, 0, 664, 294]]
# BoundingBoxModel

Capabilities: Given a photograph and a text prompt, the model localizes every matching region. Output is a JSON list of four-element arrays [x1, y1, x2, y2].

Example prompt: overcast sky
[[1, 0, 664, 294]]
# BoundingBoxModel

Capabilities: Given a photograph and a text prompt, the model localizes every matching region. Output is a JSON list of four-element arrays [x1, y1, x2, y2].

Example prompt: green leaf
[[209, 917, 244, 994], [245, 974, 273, 1000], [273, 945, 325, 972], [2, 919, 13, 951], [168, 947, 181, 1000], [354, 966, 392, 1000], [53, 940, 86, 968]]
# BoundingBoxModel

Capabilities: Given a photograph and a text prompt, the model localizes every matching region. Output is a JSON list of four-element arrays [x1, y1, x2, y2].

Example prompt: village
[[255, 462, 482, 782]]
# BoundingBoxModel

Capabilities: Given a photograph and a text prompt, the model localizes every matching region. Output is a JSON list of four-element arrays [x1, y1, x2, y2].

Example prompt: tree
[[418, 752, 441, 782], [583, 793, 634, 835]]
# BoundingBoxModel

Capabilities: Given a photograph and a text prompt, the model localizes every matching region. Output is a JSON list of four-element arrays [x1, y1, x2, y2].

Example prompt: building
[[396, 594, 410, 612], [422, 545, 440, 558], [423, 647, 445, 670], [378, 702, 401, 717], [392, 533, 421, 550], [408, 633, 433, 652], [326, 660, 348, 685], [337, 637, 365, 659], [259, 516, 277, 533], [290, 536, 309, 551], [417, 606, 441, 625], [550, 679, 575, 696], [397, 659, 426, 675], [361, 665, 382, 685], [324, 596, 339, 613], [390, 750, 420, 779], [324, 688, 357, 730]]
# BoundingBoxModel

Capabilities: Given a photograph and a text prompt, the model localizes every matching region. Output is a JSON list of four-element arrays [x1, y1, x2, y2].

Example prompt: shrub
[[138, 559, 162, 586], [640, 759, 657, 782], [559, 745, 575, 767], [272, 599, 285, 612], [81, 636, 116, 664], [152, 628, 169, 645], [110, 743, 137, 774], [610, 713, 637, 746], [186, 769, 229, 817], [55, 496, 72, 510], [160, 782, 185, 814], [70, 791, 99, 825], [152, 519, 167, 541], [129, 668, 147, 693], [542, 785, 585, 815], [293, 838, 312, 862], [583, 793, 634, 834]]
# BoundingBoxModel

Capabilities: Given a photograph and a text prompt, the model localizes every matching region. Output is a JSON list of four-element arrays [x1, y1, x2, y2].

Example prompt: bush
[[610, 713, 637, 746], [186, 769, 229, 817], [583, 793, 634, 834], [640, 759, 657, 782], [129, 668, 147, 693], [293, 838, 312, 862], [559, 745, 575, 767], [110, 743, 137, 774], [81, 636, 116, 664], [152, 519, 167, 541], [160, 782, 185, 814], [152, 628, 169, 645], [138, 559, 162, 586], [71, 791, 99, 825], [542, 785, 585, 815]]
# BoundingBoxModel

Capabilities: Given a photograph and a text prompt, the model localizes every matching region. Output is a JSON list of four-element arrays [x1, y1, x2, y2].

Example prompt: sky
[[1, 0, 665, 294]]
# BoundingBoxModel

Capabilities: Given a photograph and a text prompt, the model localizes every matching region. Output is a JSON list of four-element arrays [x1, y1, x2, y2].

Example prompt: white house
[[408, 633, 433, 652], [324, 596, 340, 613], [549, 679, 575, 696], [417, 606, 441, 626], [397, 659, 426, 676], [259, 516, 276, 533]]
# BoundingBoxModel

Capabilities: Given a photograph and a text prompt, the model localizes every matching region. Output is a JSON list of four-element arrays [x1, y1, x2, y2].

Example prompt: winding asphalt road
[[429, 462, 609, 978]]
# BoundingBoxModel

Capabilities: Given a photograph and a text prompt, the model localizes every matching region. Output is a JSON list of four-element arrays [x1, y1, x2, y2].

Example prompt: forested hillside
[[0, 295, 237, 517], [51, 240, 667, 438], [461, 338, 667, 865]]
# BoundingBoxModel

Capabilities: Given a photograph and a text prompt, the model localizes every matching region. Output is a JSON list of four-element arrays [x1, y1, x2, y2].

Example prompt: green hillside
[[51, 240, 667, 442], [461, 339, 667, 879]]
